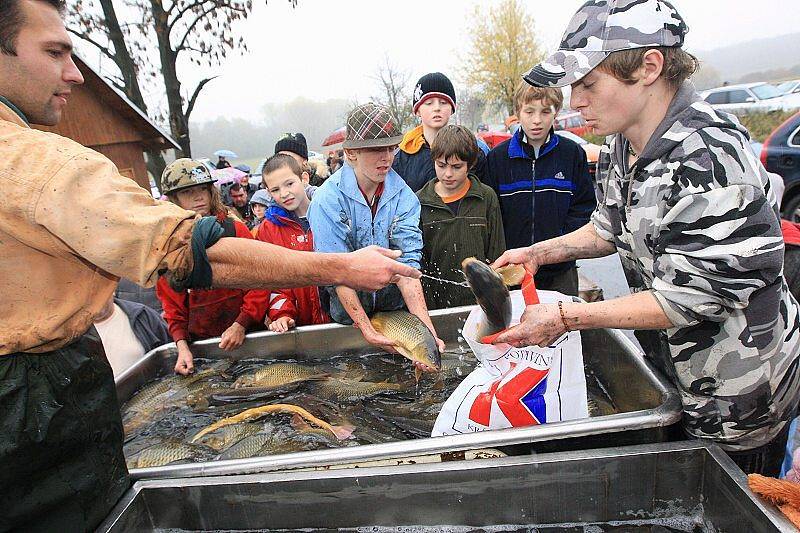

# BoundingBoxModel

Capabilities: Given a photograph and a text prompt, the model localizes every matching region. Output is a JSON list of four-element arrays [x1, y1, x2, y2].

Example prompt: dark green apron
[[0, 328, 130, 532]]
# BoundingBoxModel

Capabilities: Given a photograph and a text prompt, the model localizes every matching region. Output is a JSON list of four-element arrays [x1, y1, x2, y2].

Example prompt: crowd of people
[[3, 0, 800, 530]]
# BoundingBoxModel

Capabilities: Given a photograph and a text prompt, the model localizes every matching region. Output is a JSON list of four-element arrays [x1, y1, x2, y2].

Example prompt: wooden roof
[[36, 55, 180, 152]]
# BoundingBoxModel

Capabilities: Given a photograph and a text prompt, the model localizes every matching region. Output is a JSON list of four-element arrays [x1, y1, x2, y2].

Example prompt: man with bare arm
[[0, 1, 417, 529]]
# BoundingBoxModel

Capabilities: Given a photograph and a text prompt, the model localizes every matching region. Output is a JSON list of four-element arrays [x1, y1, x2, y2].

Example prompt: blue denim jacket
[[307, 163, 422, 324]]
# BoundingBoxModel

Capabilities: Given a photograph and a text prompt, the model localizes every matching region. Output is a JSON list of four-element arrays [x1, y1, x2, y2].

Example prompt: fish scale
[[312, 378, 405, 402], [134, 440, 215, 468], [369, 311, 441, 373], [233, 362, 329, 389]]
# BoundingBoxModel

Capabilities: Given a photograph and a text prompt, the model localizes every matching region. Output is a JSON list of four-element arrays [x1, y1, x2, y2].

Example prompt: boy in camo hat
[[493, 0, 800, 476], [308, 103, 445, 362]]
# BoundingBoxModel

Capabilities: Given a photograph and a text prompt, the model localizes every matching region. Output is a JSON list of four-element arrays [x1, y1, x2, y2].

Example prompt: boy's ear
[[301, 171, 310, 185]]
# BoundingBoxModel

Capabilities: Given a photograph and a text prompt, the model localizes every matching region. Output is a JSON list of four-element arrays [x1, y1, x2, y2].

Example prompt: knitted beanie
[[274, 133, 309, 160], [412, 72, 456, 114]]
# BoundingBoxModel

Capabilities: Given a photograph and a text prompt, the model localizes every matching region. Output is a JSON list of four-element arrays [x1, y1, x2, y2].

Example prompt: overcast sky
[[100, 0, 799, 123]]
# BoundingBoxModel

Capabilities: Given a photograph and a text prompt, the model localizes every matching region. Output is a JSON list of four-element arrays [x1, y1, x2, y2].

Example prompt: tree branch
[[67, 27, 117, 63], [173, 4, 221, 51], [184, 75, 218, 121], [168, 0, 211, 32]]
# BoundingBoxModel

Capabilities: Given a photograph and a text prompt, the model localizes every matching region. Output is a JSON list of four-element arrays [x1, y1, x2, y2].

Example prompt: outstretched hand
[[492, 246, 540, 277], [342, 246, 421, 291]]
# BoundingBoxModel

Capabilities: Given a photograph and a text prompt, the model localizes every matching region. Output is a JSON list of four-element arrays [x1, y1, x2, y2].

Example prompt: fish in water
[[218, 433, 275, 460], [122, 360, 230, 437], [130, 439, 215, 469], [194, 422, 265, 451], [370, 311, 441, 380], [311, 377, 407, 402], [233, 362, 329, 389], [190, 403, 355, 443], [461, 257, 512, 336]]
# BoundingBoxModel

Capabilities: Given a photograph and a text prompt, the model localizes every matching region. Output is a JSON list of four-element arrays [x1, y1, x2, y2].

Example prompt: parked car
[[700, 83, 785, 113], [555, 110, 592, 137], [555, 130, 601, 180], [776, 79, 800, 111], [762, 111, 800, 220]]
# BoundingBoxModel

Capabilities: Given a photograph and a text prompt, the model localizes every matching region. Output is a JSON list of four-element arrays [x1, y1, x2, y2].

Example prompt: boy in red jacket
[[156, 159, 269, 374], [257, 154, 329, 331]]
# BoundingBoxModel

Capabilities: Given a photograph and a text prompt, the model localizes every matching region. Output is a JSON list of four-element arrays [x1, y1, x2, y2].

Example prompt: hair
[[166, 183, 227, 219], [261, 153, 302, 180], [0, 0, 66, 56], [514, 81, 564, 114], [596, 46, 698, 89], [430, 124, 480, 169], [229, 182, 243, 193]]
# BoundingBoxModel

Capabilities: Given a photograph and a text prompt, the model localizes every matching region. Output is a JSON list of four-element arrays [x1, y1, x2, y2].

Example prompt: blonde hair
[[514, 81, 564, 114]]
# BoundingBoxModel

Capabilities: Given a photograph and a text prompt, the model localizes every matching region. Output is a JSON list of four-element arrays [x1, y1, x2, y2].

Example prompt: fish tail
[[330, 423, 355, 440]]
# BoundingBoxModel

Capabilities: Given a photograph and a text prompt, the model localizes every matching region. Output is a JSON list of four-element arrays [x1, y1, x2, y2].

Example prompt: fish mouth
[[461, 257, 512, 335]]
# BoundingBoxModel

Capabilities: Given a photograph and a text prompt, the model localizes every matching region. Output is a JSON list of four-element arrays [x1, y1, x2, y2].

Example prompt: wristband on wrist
[[557, 300, 571, 332]]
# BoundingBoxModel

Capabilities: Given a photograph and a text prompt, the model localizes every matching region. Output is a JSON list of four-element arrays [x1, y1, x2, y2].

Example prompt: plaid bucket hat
[[523, 0, 688, 88], [343, 103, 403, 149]]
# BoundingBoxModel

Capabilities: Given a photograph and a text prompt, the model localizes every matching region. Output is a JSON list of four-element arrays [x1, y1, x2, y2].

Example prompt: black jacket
[[485, 129, 596, 283], [393, 141, 488, 192]]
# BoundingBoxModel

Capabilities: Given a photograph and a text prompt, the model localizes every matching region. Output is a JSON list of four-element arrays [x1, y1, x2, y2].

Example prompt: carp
[[370, 311, 441, 379], [218, 433, 275, 460], [461, 257, 512, 336], [131, 439, 215, 469], [190, 403, 354, 443], [233, 362, 329, 389], [194, 422, 265, 451], [311, 377, 407, 402]]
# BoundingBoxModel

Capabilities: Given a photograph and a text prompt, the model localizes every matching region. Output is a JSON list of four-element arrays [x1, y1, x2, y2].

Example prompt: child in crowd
[[486, 82, 596, 295], [256, 154, 328, 332], [417, 125, 506, 309], [308, 103, 445, 360], [156, 159, 269, 374], [248, 189, 272, 236], [393, 72, 487, 192]]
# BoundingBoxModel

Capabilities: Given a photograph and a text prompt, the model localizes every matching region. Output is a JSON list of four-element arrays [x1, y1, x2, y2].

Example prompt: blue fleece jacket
[[485, 129, 597, 281]]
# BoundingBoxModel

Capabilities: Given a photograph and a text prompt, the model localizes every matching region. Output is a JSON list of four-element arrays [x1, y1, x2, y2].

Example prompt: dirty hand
[[434, 336, 446, 354], [343, 246, 421, 291], [268, 316, 296, 333], [174, 344, 195, 375], [360, 325, 399, 354], [219, 322, 246, 351], [493, 304, 565, 348], [492, 246, 540, 277]]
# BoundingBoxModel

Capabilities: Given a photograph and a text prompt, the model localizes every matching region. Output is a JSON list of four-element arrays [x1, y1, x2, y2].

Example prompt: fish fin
[[331, 424, 355, 440], [414, 367, 422, 382], [290, 413, 312, 430], [308, 372, 331, 381]]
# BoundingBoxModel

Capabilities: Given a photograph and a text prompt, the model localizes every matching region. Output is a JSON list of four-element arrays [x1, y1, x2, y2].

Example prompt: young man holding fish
[[494, 0, 800, 476], [308, 103, 446, 364], [0, 2, 419, 529]]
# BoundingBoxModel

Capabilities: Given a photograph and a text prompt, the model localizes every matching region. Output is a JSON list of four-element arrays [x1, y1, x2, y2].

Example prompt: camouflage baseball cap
[[523, 0, 688, 88], [343, 103, 403, 149], [160, 158, 216, 194]]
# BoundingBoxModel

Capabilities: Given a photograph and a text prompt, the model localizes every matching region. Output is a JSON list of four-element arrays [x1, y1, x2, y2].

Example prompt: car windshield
[[751, 84, 783, 100], [776, 81, 797, 95]]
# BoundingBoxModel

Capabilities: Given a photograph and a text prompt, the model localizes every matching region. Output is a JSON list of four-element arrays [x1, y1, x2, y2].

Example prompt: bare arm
[[334, 285, 398, 353], [493, 223, 616, 274], [207, 240, 419, 291], [495, 291, 673, 347]]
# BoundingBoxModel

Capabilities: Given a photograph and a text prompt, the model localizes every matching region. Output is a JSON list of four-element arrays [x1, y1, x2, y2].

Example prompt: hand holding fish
[[493, 304, 566, 348], [360, 325, 400, 354], [174, 340, 195, 375], [219, 322, 246, 351], [492, 246, 541, 277]]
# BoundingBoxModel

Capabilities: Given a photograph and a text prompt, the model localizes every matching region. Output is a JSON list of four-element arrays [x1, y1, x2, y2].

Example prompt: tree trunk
[[99, 0, 169, 192], [150, 0, 191, 158]]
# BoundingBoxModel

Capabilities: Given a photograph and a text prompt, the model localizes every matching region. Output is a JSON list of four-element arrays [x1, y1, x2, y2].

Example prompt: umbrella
[[213, 149, 238, 159], [321, 126, 346, 147], [211, 167, 247, 186], [478, 131, 511, 149]]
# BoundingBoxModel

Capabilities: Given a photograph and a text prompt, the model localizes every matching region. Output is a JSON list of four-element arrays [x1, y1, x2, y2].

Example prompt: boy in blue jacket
[[486, 82, 596, 295], [308, 103, 445, 362]]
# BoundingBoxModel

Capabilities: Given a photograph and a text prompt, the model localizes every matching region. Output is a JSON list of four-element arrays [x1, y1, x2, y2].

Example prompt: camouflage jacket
[[592, 82, 800, 450]]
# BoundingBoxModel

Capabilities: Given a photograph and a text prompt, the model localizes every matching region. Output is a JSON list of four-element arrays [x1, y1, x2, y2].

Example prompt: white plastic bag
[[432, 289, 588, 436]]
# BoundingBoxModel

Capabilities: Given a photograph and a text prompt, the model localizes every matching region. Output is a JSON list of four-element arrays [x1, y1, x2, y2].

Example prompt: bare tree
[[372, 56, 414, 132], [68, 0, 169, 181], [455, 87, 488, 132], [69, 0, 298, 159], [460, 0, 544, 116]]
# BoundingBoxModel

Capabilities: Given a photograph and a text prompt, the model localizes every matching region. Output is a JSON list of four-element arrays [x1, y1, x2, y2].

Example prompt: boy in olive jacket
[[417, 125, 506, 309]]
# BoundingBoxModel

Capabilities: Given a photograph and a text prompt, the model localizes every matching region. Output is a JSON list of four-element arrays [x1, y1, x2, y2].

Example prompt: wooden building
[[33, 55, 179, 191]]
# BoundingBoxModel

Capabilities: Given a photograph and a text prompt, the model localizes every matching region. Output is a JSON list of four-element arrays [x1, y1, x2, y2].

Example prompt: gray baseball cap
[[523, 0, 688, 88]]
